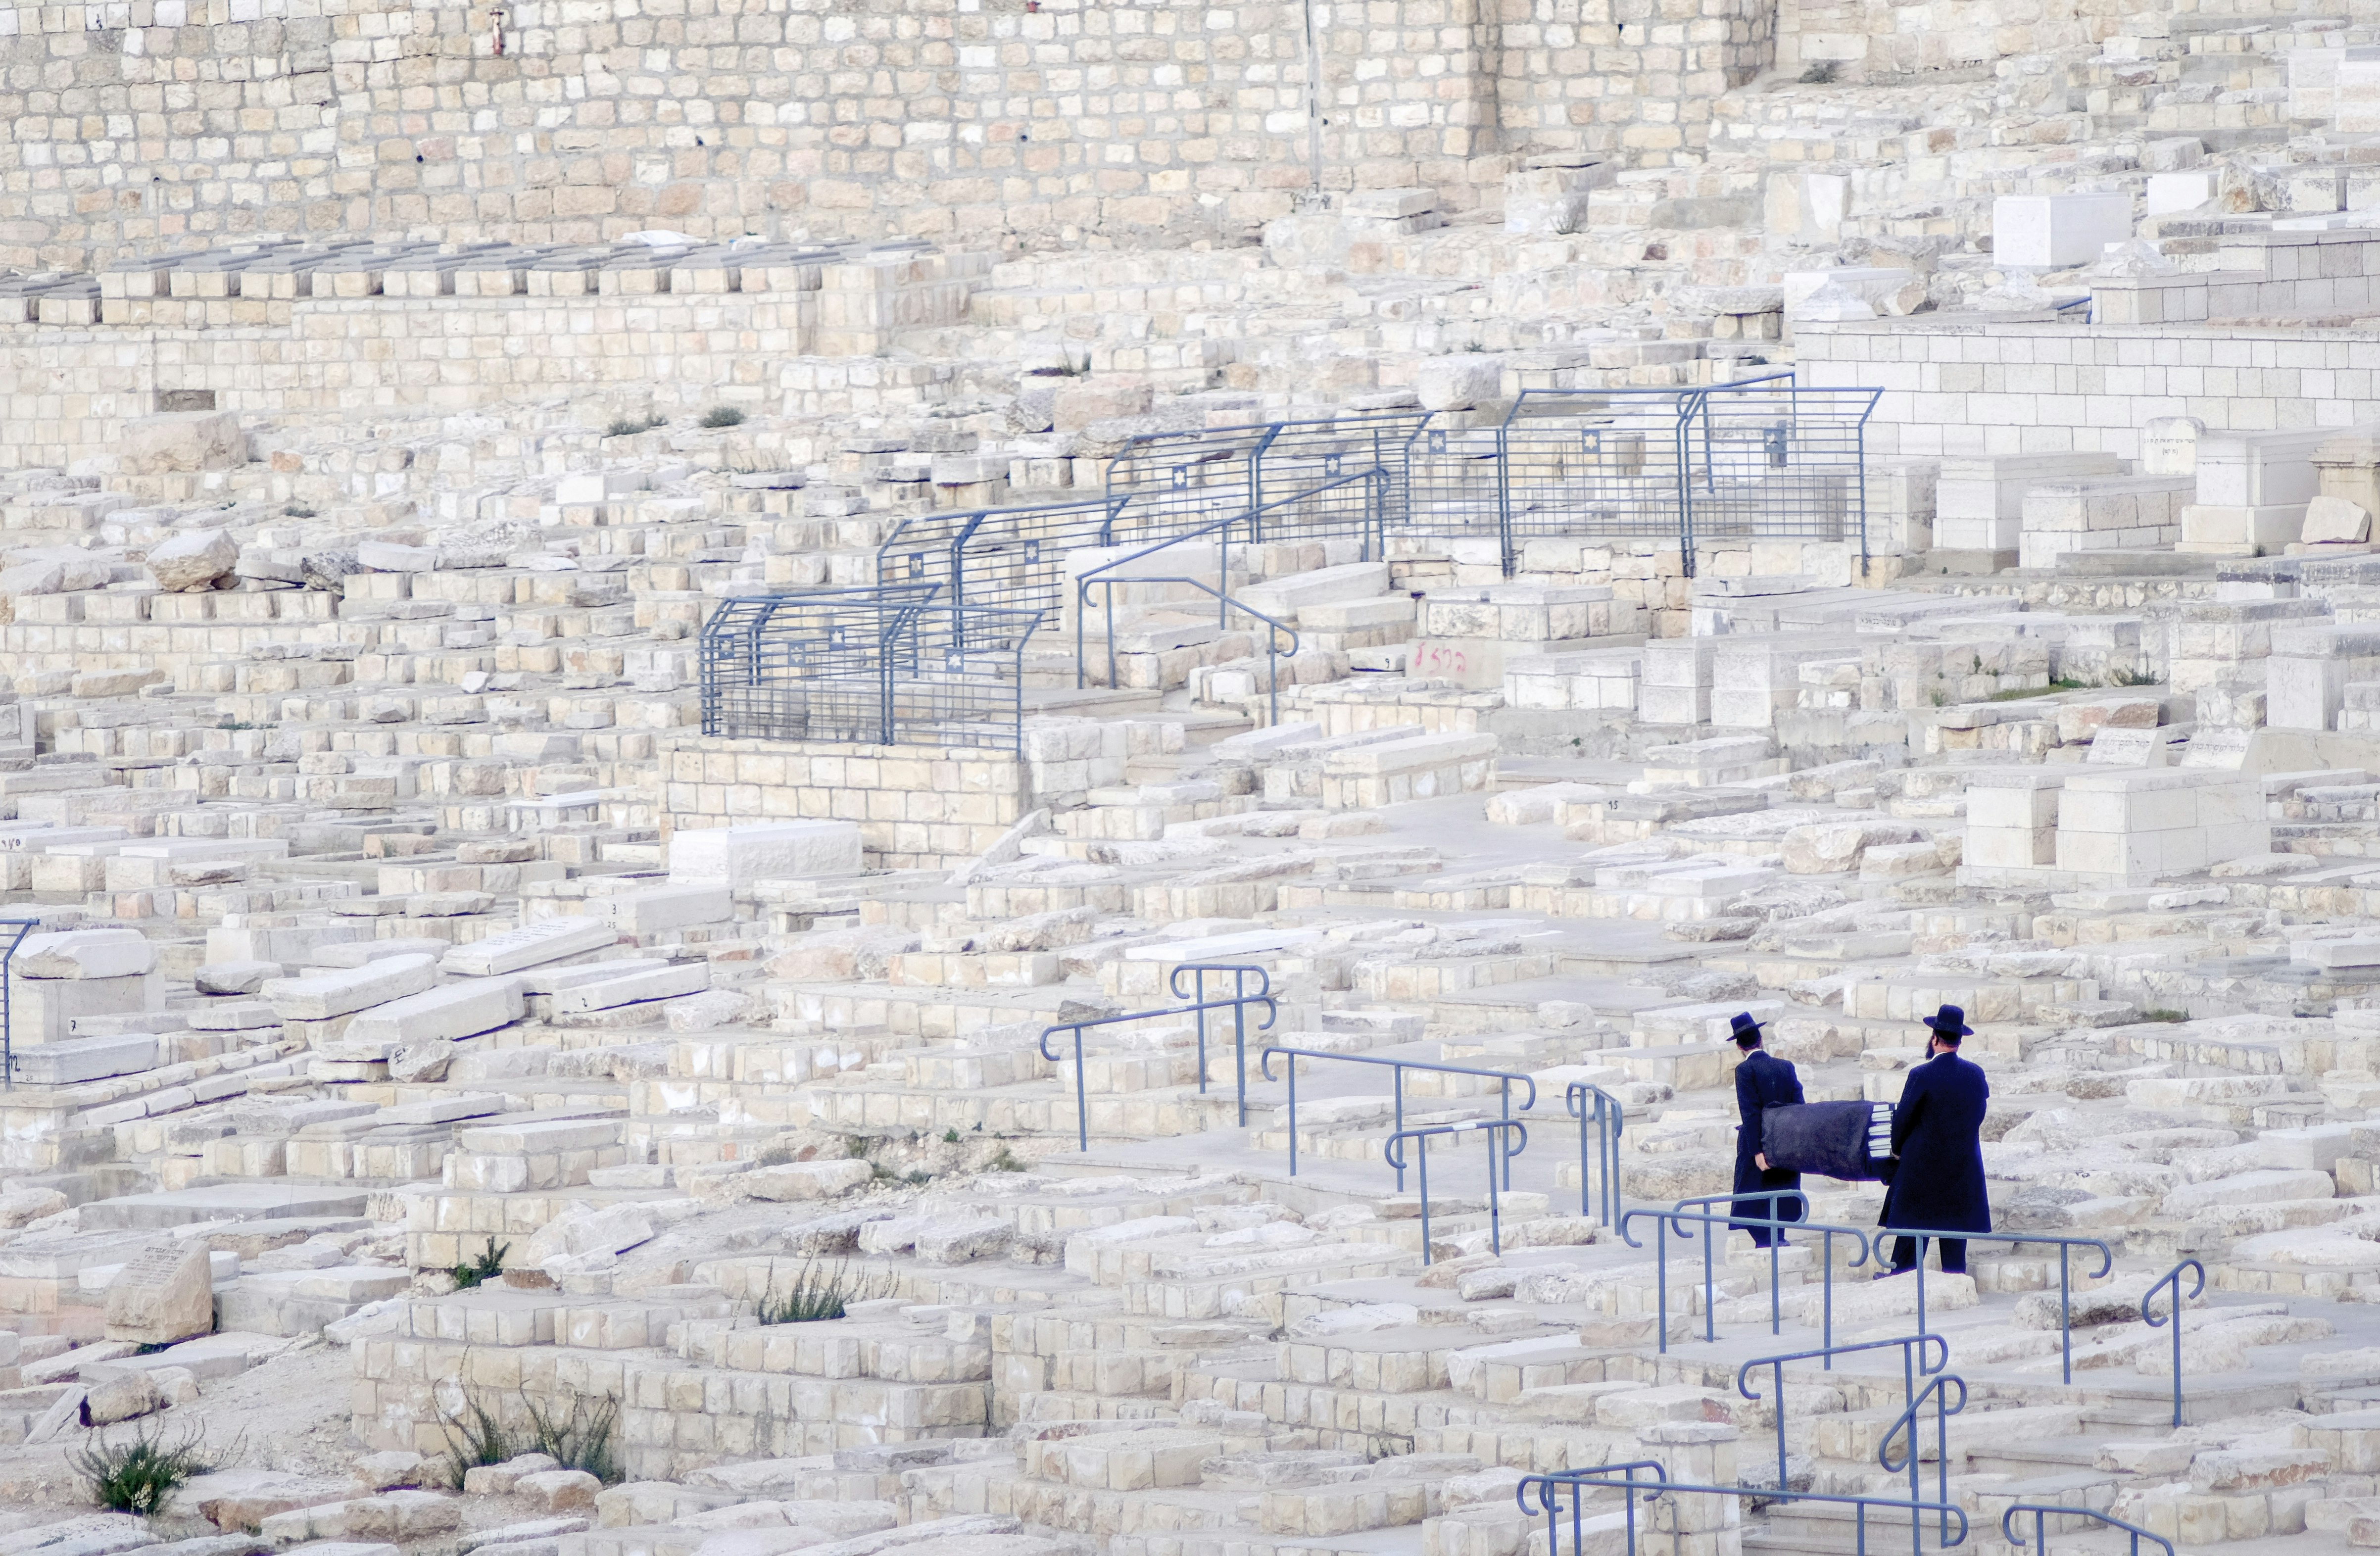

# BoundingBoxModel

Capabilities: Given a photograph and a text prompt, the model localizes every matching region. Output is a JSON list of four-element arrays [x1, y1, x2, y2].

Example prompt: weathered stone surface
[[147, 528, 239, 591], [119, 411, 244, 475], [103, 1241, 214, 1345]]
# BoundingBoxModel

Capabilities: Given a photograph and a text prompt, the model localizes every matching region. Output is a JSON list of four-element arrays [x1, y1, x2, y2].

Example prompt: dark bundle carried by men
[[1760, 1100, 1895, 1182]]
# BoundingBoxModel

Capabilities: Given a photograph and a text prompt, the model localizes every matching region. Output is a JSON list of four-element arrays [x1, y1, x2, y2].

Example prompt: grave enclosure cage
[[697, 584, 1045, 755], [700, 377, 1882, 751]]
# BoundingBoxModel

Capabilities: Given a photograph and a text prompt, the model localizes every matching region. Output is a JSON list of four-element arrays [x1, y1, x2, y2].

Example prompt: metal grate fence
[[1401, 375, 1883, 574], [698, 584, 1044, 754]]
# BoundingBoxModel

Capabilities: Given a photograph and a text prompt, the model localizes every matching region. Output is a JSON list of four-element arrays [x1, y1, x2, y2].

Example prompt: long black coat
[[1878, 1050, 1991, 1235], [1730, 1048, 1805, 1231]]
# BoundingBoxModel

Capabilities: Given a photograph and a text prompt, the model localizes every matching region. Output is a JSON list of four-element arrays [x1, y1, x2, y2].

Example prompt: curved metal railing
[[1385, 1118, 1528, 1265], [2143, 1256, 2207, 1427], [1738, 1333, 1950, 1493], [1565, 1080, 1623, 1226], [1039, 989, 1278, 1151], [1877, 1225, 2116, 1382], [1517, 1460, 1969, 1556], [1879, 1371, 1968, 1546], [1622, 1201, 1873, 1353], [2002, 1504, 2172, 1556], [1167, 964, 1271, 1124], [1258, 1046, 1536, 1187]]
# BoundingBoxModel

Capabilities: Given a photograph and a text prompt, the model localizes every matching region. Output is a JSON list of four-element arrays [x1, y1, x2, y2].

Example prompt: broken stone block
[[15, 928, 156, 980], [195, 961, 278, 999], [82, 1371, 162, 1426], [147, 528, 240, 591], [512, 1470, 601, 1511], [440, 918, 619, 977], [103, 1241, 215, 1346], [118, 410, 245, 474], [1415, 356, 1503, 412], [261, 954, 439, 1021], [343, 979, 524, 1046], [2304, 494, 2373, 544], [735, 1160, 873, 1202]]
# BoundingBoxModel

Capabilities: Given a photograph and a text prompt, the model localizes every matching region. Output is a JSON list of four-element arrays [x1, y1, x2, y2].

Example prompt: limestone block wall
[[1798, 316, 2380, 463], [1496, 0, 1776, 161], [654, 735, 1029, 871], [0, 0, 1564, 270], [0, 290, 839, 468], [1777, 0, 2147, 79]]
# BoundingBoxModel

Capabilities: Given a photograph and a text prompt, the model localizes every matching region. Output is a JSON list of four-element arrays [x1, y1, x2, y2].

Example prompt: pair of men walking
[[1729, 1003, 1990, 1276]]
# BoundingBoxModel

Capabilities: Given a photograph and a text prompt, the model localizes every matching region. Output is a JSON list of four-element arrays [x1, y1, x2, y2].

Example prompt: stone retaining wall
[[655, 735, 1028, 871]]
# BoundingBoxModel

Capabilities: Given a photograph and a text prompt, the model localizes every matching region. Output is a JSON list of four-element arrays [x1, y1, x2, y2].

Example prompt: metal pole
[[0, 916, 33, 1089], [1774, 1359, 1788, 1492], [1191, 971, 1209, 1096], [1769, 1206, 1782, 1336], [1070, 1027, 1087, 1151], [1655, 1216, 1669, 1355], [1232, 984, 1248, 1126], [1417, 1135, 1431, 1265], [1484, 1126, 1501, 1256], [1701, 1210, 1716, 1343], [2060, 1244, 2073, 1385], [1287, 1059, 1298, 1176], [1500, 1077, 1512, 1191]]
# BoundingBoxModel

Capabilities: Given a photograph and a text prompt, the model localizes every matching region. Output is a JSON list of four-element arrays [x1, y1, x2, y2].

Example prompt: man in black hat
[[1728, 1012, 1804, 1248], [1877, 1003, 1991, 1277]]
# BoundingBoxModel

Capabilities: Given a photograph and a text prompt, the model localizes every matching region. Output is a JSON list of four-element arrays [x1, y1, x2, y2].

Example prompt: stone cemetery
[[24, 3, 2380, 1556]]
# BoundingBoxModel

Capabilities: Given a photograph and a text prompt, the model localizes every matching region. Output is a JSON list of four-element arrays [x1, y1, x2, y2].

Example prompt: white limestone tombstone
[[2140, 417, 2203, 478], [669, 821, 864, 888], [2145, 172, 2219, 217], [2086, 726, 2169, 767], [1992, 194, 2134, 269]]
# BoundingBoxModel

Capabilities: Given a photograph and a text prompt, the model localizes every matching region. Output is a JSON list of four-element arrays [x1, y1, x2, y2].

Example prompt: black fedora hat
[[1729, 1012, 1766, 1046], [1922, 1003, 1974, 1038]]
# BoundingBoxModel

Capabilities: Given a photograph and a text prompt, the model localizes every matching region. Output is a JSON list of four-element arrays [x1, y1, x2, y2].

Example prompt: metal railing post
[[2004, 1505, 2174, 1556], [0, 916, 39, 1088], [1168, 965, 1271, 1124], [2144, 1258, 2206, 1428], [1738, 1332, 1944, 1501], [1386, 1119, 1527, 1265], [1042, 987, 1280, 1155], [1517, 1463, 1968, 1556], [1260, 1047, 1538, 1191], [1880, 1371, 1968, 1556], [1565, 1081, 1624, 1226], [1879, 1226, 2112, 1377]]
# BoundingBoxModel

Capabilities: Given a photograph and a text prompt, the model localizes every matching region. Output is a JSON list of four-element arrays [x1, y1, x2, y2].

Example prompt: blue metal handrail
[[1385, 1118, 1528, 1265], [1566, 1080, 1623, 1226], [1879, 1370, 1968, 1546], [1168, 964, 1272, 1125], [2002, 1504, 2172, 1556], [1622, 1201, 1873, 1353], [1517, 1461, 1970, 1556], [1675, 1189, 1872, 1346], [1084, 572, 1301, 725], [1259, 1046, 1537, 1188], [1879, 1225, 2115, 1383], [2143, 1256, 2206, 1427], [0, 915, 41, 1089], [1039, 990, 1279, 1150], [1739, 1333, 1951, 1494]]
